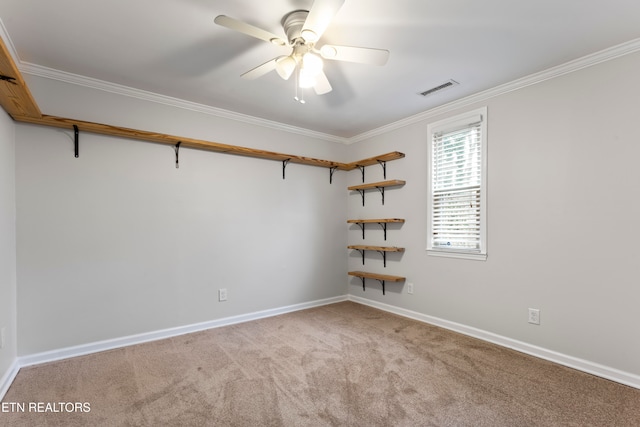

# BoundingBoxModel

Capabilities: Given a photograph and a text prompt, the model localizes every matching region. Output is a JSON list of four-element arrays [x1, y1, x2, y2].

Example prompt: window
[[427, 107, 487, 260]]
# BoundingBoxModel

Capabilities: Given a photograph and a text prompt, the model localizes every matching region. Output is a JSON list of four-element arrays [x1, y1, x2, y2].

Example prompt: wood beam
[[0, 36, 41, 119]]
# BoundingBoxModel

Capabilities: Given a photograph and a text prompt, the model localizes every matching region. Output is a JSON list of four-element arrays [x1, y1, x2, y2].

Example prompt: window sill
[[427, 249, 487, 261]]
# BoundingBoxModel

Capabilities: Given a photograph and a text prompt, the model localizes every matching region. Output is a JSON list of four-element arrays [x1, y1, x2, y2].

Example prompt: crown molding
[[18, 62, 349, 144], [349, 37, 640, 144]]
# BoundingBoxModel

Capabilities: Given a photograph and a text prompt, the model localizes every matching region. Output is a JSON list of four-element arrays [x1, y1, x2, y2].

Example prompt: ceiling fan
[[214, 0, 389, 103]]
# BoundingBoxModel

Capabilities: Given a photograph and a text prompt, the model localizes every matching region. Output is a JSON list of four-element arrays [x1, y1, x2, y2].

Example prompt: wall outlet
[[528, 308, 540, 325], [218, 288, 228, 302], [0, 327, 5, 349], [407, 282, 414, 294]]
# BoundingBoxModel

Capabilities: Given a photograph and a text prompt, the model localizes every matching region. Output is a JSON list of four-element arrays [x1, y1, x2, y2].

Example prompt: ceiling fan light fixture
[[298, 52, 323, 88], [302, 52, 323, 75], [276, 56, 297, 80]]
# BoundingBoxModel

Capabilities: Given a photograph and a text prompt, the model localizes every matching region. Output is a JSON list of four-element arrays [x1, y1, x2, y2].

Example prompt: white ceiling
[[2, 0, 640, 139]]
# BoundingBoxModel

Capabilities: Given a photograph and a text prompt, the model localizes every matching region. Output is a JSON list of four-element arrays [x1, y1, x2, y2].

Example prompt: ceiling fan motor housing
[[282, 10, 310, 45]]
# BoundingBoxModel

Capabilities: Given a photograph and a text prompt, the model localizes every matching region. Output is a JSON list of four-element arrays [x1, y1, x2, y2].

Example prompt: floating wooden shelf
[[348, 180, 406, 191], [348, 270, 406, 295], [346, 152, 405, 181], [347, 218, 405, 240], [348, 180, 406, 205], [345, 152, 405, 169], [348, 245, 404, 267], [347, 245, 404, 252], [347, 218, 405, 224]]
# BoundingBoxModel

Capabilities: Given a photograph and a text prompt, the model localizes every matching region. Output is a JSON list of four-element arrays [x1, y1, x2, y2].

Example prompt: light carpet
[[1, 301, 639, 426]]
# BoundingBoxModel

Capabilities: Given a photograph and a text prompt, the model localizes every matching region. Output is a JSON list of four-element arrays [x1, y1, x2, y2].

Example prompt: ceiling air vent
[[419, 79, 459, 97]]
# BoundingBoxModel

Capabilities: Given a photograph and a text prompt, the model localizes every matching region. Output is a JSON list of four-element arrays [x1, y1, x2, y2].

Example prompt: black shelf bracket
[[73, 125, 79, 158], [357, 189, 366, 206], [356, 276, 387, 295], [377, 222, 388, 240], [377, 279, 387, 295], [354, 222, 387, 240], [329, 166, 338, 184], [377, 160, 387, 179], [282, 158, 291, 179], [351, 248, 388, 267], [358, 276, 366, 292], [353, 248, 366, 265], [376, 250, 388, 267], [376, 186, 386, 205], [174, 141, 181, 169], [357, 165, 365, 183], [355, 186, 388, 206]]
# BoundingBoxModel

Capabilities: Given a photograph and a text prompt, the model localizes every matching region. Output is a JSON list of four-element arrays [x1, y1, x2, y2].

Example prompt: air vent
[[419, 79, 459, 97]]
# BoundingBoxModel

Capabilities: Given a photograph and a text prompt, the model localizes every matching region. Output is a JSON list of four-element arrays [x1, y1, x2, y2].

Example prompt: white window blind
[[427, 108, 486, 259]]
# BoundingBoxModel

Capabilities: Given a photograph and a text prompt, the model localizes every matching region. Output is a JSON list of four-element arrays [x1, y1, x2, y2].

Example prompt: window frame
[[426, 107, 488, 261]]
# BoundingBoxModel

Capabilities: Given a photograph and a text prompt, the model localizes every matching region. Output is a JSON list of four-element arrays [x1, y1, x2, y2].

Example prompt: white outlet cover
[[528, 308, 540, 325]]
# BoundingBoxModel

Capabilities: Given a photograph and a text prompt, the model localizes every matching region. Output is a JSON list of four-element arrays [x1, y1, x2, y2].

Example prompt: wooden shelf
[[348, 271, 406, 281], [348, 271, 406, 295], [348, 180, 406, 206], [347, 218, 405, 224], [345, 152, 405, 169], [347, 218, 405, 240], [348, 180, 405, 191], [348, 245, 404, 267], [347, 245, 404, 252]]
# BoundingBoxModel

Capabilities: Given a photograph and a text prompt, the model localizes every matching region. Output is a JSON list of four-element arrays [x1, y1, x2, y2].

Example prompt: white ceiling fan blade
[[320, 45, 389, 66], [214, 15, 287, 46], [313, 71, 332, 95], [241, 57, 282, 80], [301, 0, 345, 43]]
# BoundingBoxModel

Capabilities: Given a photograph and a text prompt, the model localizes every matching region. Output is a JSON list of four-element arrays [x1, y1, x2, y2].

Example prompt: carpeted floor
[[2, 301, 639, 426]]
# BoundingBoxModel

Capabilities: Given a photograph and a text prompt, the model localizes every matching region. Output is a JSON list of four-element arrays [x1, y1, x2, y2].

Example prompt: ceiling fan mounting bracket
[[282, 10, 310, 45]]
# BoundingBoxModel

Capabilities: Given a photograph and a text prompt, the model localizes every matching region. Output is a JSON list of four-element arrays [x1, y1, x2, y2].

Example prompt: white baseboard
[[18, 295, 348, 368], [0, 359, 20, 401], [349, 295, 640, 390], [10, 294, 638, 395]]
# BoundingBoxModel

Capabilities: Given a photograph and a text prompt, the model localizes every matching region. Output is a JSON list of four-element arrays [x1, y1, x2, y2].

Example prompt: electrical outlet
[[407, 283, 414, 294], [528, 308, 540, 325], [218, 288, 228, 302], [0, 327, 5, 349]]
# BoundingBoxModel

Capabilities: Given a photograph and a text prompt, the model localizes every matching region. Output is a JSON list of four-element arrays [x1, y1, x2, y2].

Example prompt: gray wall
[[15, 78, 348, 355], [348, 50, 640, 376], [0, 109, 17, 380]]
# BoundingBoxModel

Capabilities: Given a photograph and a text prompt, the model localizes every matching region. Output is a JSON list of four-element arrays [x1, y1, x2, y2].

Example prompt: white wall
[[15, 80, 349, 355], [0, 109, 17, 380], [348, 50, 640, 377]]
